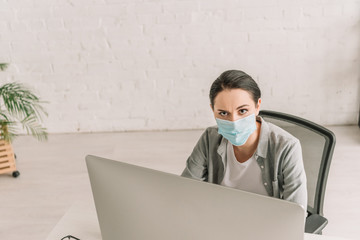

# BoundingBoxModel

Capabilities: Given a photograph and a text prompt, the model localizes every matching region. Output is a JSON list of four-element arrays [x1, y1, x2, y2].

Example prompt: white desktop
[[46, 200, 354, 240], [46, 156, 354, 240]]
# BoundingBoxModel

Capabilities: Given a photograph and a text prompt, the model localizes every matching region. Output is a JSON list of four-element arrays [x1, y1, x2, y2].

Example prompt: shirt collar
[[217, 137, 227, 165], [255, 116, 269, 159]]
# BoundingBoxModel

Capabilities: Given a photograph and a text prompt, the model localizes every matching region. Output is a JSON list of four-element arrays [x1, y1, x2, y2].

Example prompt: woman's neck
[[233, 121, 261, 163]]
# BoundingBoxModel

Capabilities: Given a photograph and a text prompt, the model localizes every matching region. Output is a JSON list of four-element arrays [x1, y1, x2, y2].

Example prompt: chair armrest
[[305, 214, 328, 234]]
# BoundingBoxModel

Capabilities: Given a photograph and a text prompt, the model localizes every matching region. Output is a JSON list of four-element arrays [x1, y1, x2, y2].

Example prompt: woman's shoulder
[[259, 119, 303, 165], [204, 125, 219, 134], [262, 120, 300, 146], [199, 126, 223, 143]]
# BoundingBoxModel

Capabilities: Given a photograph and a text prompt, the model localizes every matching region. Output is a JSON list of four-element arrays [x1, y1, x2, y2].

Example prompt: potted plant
[[0, 63, 48, 177]]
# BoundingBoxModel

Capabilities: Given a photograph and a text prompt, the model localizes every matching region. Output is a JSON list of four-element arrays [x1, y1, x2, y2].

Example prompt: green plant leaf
[[0, 63, 9, 71], [0, 82, 48, 120], [20, 115, 48, 141], [0, 82, 48, 142], [0, 112, 10, 122]]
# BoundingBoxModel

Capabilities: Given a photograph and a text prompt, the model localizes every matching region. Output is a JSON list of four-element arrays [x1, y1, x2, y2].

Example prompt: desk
[[46, 200, 354, 240]]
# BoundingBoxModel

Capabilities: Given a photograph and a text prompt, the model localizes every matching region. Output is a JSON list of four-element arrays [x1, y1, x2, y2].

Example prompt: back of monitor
[[86, 155, 305, 240]]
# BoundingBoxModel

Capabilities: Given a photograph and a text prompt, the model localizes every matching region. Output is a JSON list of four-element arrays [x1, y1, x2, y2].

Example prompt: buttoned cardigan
[[181, 117, 308, 209]]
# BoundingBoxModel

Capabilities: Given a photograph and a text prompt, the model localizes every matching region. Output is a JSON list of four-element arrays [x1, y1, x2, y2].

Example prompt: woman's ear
[[255, 98, 261, 115]]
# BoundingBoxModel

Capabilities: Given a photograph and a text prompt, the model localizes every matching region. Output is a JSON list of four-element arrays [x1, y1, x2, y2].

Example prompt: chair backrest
[[259, 110, 336, 216]]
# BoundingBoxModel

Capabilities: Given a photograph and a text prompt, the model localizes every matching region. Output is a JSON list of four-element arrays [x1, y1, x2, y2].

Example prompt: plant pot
[[0, 139, 20, 178]]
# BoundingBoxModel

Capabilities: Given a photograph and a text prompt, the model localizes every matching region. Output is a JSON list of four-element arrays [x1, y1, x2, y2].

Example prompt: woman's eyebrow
[[236, 104, 249, 110], [216, 104, 249, 112]]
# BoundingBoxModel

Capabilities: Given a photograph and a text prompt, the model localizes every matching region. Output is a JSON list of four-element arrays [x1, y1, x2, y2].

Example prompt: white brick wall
[[0, 0, 359, 133]]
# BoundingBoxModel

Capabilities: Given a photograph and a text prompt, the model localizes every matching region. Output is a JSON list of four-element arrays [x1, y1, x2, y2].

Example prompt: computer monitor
[[86, 155, 305, 240]]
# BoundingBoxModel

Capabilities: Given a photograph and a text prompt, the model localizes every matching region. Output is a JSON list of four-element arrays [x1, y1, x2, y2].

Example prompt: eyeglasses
[[61, 235, 80, 240]]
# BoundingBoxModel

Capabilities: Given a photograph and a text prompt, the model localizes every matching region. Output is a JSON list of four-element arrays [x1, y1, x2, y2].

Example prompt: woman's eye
[[219, 112, 228, 116], [239, 109, 248, 114]]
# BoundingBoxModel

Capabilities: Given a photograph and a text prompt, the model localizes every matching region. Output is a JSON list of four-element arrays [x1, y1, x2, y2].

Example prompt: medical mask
[[216, 113, 257, 146]]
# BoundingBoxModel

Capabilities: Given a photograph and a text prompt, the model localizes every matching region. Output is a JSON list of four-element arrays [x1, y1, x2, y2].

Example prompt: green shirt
[[181, 117, 308, 209]]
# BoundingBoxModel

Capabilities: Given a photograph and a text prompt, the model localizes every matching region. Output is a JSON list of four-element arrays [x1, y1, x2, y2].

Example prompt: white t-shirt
[[220, 142, 269, 196]]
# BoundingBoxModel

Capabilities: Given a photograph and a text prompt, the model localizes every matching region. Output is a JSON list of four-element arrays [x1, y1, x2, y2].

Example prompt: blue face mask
[[216, 113, 257, 146]]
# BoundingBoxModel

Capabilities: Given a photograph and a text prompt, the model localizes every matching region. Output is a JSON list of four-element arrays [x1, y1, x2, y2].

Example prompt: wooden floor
[[0, 126, 359, 240]]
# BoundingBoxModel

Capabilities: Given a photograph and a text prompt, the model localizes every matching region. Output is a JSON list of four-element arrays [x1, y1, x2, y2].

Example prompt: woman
[[181, 70, 307, 209]]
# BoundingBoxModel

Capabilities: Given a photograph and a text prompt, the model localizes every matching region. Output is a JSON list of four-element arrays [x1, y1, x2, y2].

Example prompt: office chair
[[259, 110, 336, 234]]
